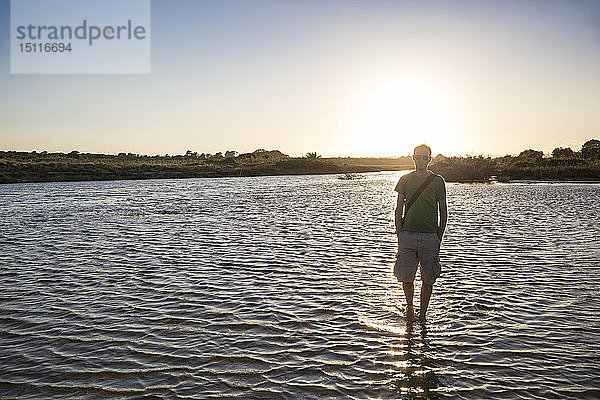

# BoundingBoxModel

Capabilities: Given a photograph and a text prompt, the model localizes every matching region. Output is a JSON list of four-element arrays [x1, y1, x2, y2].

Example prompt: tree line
[[0, 139, 598, 183], [430, 139, 600, 181]]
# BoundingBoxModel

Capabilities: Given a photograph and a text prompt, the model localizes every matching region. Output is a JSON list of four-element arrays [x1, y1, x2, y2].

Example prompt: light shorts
[[394, 231, 441, 285]]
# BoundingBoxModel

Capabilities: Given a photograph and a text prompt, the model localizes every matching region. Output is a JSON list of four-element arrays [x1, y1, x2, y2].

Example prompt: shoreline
[[2, 149, 599, 185]]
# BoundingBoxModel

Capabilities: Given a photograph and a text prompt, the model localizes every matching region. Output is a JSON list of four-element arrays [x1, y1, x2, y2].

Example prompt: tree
[[581, 139, 600, 159], [304, 152, 321, 159], [518, 149, 543, 160], [551, 147, 574, 158]]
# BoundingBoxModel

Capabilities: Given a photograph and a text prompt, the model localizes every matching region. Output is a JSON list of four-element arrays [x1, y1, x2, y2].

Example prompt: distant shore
[[1, 143, 599, 184], [0, 150, 404, 184]]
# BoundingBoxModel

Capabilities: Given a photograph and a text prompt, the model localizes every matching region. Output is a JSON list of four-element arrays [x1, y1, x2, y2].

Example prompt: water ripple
[[1, 175, 599, 398]]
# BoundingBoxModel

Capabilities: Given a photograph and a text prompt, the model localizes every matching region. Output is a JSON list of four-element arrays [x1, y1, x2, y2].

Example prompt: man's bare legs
[[403, 281, 433, 321], [420, 283, 433, 321], [402, 282, 415, 320]]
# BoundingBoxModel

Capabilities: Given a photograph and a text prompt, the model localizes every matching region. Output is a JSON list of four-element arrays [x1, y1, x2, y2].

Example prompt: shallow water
[[1, 173, 599, 399]]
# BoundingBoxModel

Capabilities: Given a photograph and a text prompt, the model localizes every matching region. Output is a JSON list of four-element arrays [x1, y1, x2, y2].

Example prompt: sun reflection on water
[[358, 308, 442, 398], [388, 324, 441, 398], [358, 316, 408, 336]]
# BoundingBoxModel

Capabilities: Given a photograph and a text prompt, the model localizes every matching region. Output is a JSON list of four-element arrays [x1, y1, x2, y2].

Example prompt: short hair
[[414, 144, 432, 156]]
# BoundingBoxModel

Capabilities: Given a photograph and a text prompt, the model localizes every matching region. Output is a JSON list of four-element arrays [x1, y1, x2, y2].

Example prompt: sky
[[0, 0, 599, 157]]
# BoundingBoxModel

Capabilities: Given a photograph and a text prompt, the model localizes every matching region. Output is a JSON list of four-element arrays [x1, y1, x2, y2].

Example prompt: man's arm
[[395, 193, 405, 237], [438, 197, 447, 242]]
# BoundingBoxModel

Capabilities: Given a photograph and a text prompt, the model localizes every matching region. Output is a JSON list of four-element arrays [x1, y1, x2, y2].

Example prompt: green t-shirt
[[395, 171, 446, 233]]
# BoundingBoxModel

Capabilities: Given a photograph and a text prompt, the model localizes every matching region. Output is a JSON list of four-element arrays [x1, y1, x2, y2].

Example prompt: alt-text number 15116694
[[19, 43, 72, 53]]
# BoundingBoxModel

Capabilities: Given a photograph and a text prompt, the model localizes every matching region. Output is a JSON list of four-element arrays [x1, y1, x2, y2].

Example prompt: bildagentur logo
[[15, 19, 147, 46], [11, 0, 151, 74]]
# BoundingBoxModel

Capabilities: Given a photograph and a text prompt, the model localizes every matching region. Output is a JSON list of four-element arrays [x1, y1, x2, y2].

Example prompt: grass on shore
[[1, 140, 599, 184]]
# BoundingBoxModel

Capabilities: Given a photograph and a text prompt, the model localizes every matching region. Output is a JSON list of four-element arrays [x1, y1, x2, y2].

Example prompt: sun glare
[[350, 78, 459, 156]]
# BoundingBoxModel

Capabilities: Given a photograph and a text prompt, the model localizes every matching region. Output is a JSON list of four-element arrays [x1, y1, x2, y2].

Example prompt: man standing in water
[[394, 144, 447, 321]]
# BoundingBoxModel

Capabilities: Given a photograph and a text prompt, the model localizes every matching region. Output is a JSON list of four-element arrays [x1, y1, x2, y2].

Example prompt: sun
[[349, 78, 459, 156]]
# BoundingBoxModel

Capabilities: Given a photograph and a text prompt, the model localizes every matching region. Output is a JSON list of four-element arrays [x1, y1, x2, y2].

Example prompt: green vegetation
[[491, 139, 600, 181], [304, 152, 321, 159], [429, 155, 495, 182], [429, 139, 600, 182], [0, 148, 369, 184], [325, 156, 413, 171], [1, 140, 598, 184]]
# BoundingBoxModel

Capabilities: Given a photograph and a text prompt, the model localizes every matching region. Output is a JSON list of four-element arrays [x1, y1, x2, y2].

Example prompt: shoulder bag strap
[[401, 173, 437, 227]]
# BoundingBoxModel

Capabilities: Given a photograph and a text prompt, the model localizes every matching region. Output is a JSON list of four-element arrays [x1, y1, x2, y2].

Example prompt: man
[[394, 144, 447, 322]]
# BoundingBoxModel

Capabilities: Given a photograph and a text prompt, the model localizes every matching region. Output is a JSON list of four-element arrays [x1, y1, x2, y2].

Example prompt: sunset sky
[[0, 0, 599, 157]]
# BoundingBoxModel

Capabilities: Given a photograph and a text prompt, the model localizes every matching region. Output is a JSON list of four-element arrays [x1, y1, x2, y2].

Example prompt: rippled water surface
[[1, 173, 599, 399]]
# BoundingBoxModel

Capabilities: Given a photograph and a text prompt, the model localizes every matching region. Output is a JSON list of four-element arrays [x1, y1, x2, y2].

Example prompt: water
[[1, 172, 599, 399]]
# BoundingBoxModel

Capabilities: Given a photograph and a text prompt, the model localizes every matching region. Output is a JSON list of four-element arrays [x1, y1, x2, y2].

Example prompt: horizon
[[3, 137, 597, 160], [1, 1, 599, 158]]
